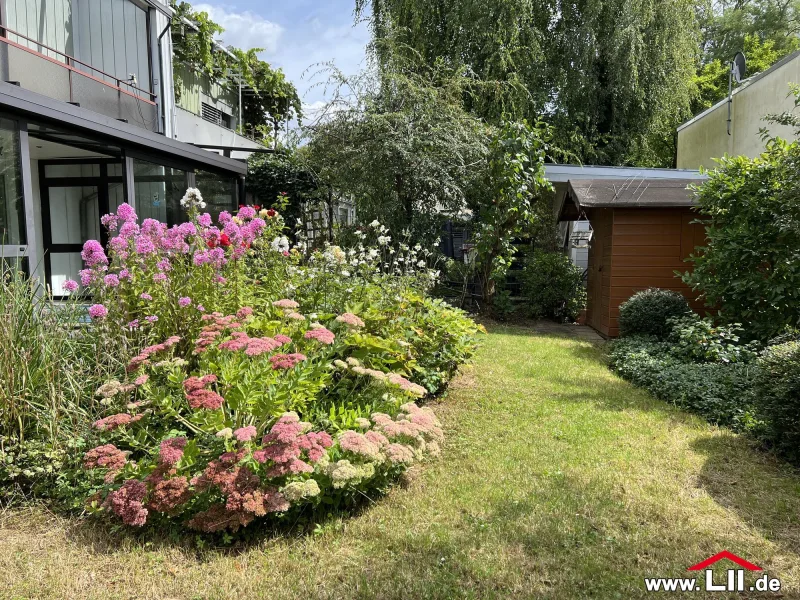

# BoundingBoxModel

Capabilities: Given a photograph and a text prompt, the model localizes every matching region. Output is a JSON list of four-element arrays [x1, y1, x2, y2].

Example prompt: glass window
[[133, 159, 189, 226], [195, 169, 239, 219], [0, 118, 26, 245]]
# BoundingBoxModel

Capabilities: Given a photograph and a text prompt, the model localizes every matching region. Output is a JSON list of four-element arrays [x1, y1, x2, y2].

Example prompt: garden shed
[[557, 178, 707, 337]]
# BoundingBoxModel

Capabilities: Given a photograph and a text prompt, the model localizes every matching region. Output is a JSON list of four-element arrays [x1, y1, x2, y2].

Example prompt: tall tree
[[303, 48, 490, 242], [356, 0, 700, 167], [692, 1, 800, 112]]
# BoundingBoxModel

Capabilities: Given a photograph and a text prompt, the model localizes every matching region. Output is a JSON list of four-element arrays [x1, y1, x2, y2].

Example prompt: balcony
[[0, 27, 159, 132]]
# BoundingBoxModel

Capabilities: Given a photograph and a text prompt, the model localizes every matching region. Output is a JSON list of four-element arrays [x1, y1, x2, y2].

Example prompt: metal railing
[[0, 26, 157, 106]]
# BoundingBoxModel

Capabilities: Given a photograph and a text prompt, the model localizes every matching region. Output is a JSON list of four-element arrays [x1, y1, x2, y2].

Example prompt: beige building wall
[[677, 51, 800, 170]]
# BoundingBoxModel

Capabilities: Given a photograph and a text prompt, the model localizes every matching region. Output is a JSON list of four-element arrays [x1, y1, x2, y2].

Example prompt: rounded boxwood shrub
[[618, 288, 691, 339], [755, 340, 800, 462]]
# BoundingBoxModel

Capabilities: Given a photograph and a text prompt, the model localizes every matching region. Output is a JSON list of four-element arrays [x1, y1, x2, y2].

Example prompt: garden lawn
[[3, 324, 800, 599]]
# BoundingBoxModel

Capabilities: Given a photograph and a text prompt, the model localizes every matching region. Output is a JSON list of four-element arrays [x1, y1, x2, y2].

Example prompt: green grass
[[3, 324, 800, 599]]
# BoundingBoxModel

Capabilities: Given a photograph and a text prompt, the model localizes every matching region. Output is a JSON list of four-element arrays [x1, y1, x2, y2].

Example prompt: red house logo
[[688, 551, 762, 572]]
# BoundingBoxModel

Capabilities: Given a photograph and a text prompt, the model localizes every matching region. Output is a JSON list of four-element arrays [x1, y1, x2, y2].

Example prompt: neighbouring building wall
[[677, 51, 800, 169], [586, 207, 707, 338]]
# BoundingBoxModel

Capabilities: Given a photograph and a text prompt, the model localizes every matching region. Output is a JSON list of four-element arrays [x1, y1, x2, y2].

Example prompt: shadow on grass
[[25, 485, 400, 559], [690, 434, 800, 556]]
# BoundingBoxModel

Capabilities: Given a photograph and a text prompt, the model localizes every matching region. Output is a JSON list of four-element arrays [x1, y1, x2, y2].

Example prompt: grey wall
[[6, 0, 151, 92], [73, 0, 151, 92], [6, 0, 74, 59]]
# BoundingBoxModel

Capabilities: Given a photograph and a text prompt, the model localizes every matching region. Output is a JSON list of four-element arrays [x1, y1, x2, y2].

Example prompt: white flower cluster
[[271, 236, 290, 253], [180, 187, 206, 210]]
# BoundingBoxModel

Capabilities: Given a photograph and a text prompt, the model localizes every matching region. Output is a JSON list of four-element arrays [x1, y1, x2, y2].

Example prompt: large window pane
[[195, 169, 239, 219], [0, 118, 26, 245], [48, 186, 101, 244], [133, 159, 189, 226]]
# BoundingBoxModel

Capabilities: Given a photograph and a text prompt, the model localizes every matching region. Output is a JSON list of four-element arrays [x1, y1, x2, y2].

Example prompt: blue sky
[[193, 1, 370, 113]]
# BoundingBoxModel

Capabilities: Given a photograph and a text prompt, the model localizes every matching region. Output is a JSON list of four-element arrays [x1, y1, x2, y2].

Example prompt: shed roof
[[558, 178, 700, 221]]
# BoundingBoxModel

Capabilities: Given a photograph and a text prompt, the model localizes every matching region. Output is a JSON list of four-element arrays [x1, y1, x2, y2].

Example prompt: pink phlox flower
[[237, 206, 256, 220], [103, 274, 120, 288], [88, 304, 108, 320], [101, 213, 119, 232], [62, 279, 79, 292], [178, 296, 192, 307], [81, 239, 108, 266], [118, 221, 140, 238], [115, 202, 137, 222]]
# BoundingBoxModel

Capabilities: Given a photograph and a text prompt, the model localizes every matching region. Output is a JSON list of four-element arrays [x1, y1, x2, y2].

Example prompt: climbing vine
[[170, 1, 302, 144]]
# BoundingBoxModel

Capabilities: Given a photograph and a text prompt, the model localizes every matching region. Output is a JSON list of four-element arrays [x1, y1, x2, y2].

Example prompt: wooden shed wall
[[586, 207, 706, 338], [585, 209, 613, 336]]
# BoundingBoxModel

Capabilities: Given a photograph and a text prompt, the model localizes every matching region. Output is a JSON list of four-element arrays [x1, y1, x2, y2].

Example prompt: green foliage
[[696, 0, 800, 66], [520, 250, 586, 321], [692, 34, 796, 113], [246, 151, 324, 231], [357, 0, 699, 167], [683, 138, 800, 341], [609, 336, 759, 429], [754, 341, 800, 462], [0, 265, 121, 445], [170, 1, 301, 142], [474, 120, 553, 303], [617, 289, 692, 339], [667, 315, 759, 364], [304, 46, 489, 242]]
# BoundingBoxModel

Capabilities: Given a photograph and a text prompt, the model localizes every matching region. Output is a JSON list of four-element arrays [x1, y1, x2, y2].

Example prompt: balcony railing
[[0, 27, 159, 132]]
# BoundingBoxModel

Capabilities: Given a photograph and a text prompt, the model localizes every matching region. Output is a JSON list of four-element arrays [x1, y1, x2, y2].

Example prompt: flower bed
[[63, 190, 482, 534]]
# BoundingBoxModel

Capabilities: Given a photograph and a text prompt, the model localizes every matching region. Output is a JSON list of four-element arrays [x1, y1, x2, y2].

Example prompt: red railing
[[0, 26, 157, 106]]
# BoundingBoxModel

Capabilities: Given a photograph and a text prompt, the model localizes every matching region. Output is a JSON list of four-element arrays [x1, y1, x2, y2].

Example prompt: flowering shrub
[[50, 190, 482, 535]]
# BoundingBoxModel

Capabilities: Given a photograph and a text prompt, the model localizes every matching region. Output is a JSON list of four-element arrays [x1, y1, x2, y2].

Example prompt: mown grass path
[[3, 324, 800, 599]]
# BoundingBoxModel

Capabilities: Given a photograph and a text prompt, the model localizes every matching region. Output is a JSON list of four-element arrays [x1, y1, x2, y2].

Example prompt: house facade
[[677, 49, 800, 169], [0, 0, 253, 294]]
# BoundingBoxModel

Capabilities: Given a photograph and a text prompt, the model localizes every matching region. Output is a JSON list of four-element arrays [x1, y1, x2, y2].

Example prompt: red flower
[[267, 209, 276, 218], [220, 234, 231, 247], [282, 250, 290, 257], [206, 238, 217, 249], [253, 205, 261, 210]]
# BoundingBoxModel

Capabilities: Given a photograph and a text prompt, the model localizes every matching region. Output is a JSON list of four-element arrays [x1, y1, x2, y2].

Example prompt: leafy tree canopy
[[302, 44, 491, 243], [356, 0, 700, 167]]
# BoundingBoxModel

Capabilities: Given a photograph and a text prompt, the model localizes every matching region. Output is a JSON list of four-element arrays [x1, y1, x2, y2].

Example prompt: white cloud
[[193, 4, 283, 55]]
